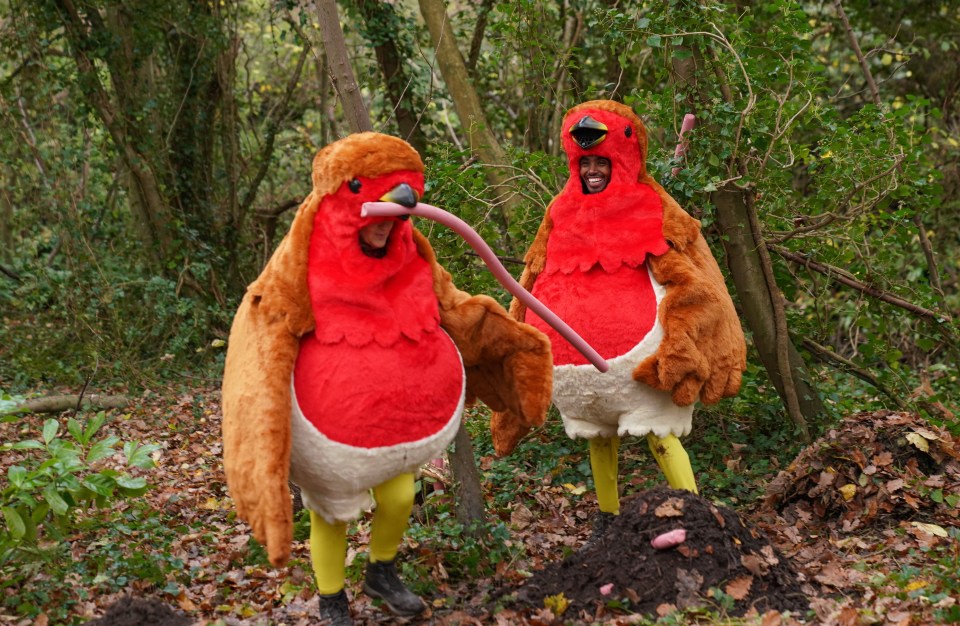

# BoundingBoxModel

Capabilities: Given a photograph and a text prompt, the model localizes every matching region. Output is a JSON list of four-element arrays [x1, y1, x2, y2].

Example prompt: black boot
[[363, 559, 426, 617], [317, 589, 353, 626]]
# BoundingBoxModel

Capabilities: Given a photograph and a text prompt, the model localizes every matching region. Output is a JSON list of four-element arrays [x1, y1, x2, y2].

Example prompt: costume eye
[[624, 126, 633, 138], [348, 179, 362, 194]]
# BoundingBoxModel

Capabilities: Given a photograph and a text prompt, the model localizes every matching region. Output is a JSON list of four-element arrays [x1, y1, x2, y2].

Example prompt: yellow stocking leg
[[309, 511, 348, 595], [589, 436, 620, 515], [647, 433, 699, 494], [369, 472, 415, 563]]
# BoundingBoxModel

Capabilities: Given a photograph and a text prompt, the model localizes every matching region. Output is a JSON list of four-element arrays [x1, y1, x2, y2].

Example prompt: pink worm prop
[[362, 201, 609, 372], [670, 114, 696, 177]]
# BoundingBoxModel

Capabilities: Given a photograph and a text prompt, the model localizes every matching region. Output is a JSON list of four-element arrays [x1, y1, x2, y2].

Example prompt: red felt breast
[[293, 330, 464, 448], [528, 264, 658, 365]]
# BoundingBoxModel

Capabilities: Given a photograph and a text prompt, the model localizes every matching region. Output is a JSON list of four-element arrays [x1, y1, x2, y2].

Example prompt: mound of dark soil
[[763, 410, 960, 531], [509, 487, 808, 619], [86, 596, 193, 626]]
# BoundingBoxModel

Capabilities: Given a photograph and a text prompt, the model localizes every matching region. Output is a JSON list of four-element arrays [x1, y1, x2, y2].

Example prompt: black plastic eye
[[625, 126, 632, 138], [348, 178, 362, 193]]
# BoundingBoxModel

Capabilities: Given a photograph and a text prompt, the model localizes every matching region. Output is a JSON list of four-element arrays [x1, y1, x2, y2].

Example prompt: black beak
[[570, 115, 608, 149], [380, 183, 419, 208]]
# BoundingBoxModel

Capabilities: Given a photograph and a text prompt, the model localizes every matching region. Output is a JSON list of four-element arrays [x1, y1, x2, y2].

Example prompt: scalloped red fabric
[[526, 106, 670, 365], [293, 172, 463, 447]]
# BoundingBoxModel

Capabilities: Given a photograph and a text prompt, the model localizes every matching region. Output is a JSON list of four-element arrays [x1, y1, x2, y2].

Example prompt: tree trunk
[[354, 0, 428, 153], [313, 0, 373, 133], [449, 423, 486, 530], [712, 190, 824, 428], [671, 46, 823, 436], [1, 177, 13, 265], [418, 0, 524, 227], [14, 394, 131, 414]]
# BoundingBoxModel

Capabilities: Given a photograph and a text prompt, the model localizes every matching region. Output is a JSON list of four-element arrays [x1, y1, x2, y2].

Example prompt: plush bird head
[[561, 99, 650, 189], [306, 133, 424, 272], [293, 132, 441, 347]]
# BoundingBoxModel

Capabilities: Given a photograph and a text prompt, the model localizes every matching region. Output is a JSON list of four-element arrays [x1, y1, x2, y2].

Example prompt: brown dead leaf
[[760, 610, 783, 626], [656, 602, 677, 616], [886, 478, 905, 492], [837, 606, 860, 626], [725, 575, 754, 600], [741, 553, 770, 576], [709, 505, 726, 528], [655, 497, 685, 517], [510, 503, 535, 529]]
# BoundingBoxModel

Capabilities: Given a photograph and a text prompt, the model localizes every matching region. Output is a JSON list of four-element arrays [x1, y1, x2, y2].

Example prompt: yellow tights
[[588, 433, 698, 516], [309, 472, 416, 595]]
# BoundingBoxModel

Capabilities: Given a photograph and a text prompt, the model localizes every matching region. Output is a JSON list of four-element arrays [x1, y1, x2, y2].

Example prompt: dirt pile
[[762, 410, 960, 532], [509, 486, 808, 620], [86, 596, 193, 626]]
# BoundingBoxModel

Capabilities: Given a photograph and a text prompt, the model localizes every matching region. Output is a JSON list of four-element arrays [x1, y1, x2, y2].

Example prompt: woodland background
[[0, 0, 958, 624]]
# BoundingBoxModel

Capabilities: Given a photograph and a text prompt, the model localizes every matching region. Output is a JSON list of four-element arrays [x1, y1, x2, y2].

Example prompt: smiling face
[[579, 155, 611, 194]]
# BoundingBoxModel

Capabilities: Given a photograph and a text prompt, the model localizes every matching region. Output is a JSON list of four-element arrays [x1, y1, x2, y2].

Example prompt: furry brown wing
[[414, 230, 553, 455], [633, 185, 747, 406], [221, 220, 314, 568]]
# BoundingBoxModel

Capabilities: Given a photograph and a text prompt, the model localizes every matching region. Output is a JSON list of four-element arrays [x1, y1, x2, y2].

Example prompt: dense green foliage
[[2, 1, 956, 432], [0, 4, 958, 621]]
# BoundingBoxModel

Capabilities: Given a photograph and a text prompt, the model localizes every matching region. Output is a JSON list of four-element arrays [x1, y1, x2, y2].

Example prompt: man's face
[[579, 155, 611, 194], [359, 219, 395, 250]]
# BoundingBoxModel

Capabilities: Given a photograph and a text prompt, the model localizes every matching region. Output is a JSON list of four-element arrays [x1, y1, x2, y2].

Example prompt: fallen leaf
[[838, 484, 857, 501], [741, 553, 770, 576], [760, 610, 783, 626], [886, 478, 905, 492], [510, 504, 534, 529], [905, 432, 929, 452], [656, 603, 677, 616], [725, 575, 753, 600], [655, 497, 685, 517], [837, 606, 860, 626], [543, 593, 569, 615], [912, 427, 939, 440], [910, 522, 948, 537]]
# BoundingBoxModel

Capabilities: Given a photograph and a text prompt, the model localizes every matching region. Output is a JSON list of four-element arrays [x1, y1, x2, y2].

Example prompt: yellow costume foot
[[647, 433, 698, 494]]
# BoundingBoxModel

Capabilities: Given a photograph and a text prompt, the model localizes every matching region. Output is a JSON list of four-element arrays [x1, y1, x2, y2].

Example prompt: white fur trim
[[289, 337, 466, 524], [552, 266, 694, 440]]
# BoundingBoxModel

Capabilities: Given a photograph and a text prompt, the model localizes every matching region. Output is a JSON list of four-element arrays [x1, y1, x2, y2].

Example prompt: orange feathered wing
[[633, 180, 747, 406]]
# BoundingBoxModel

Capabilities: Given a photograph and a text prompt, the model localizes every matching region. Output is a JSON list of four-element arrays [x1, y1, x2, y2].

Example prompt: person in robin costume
[[502, 99, 747, 537], [220, 132, 555, 625]]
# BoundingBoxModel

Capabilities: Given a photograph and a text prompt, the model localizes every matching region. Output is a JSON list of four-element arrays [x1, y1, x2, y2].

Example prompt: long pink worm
[[361, 201, 609, 373], [670, 113, 696, 177]]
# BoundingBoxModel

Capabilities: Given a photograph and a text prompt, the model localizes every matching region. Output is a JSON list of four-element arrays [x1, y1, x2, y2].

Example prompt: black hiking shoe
[[583, 511, 616, 548], [317, 589, 353, 626], [363, 559, 426, 617]]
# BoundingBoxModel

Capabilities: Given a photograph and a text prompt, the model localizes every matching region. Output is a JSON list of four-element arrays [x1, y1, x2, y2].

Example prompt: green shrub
[[0, 410, 160, 563]]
